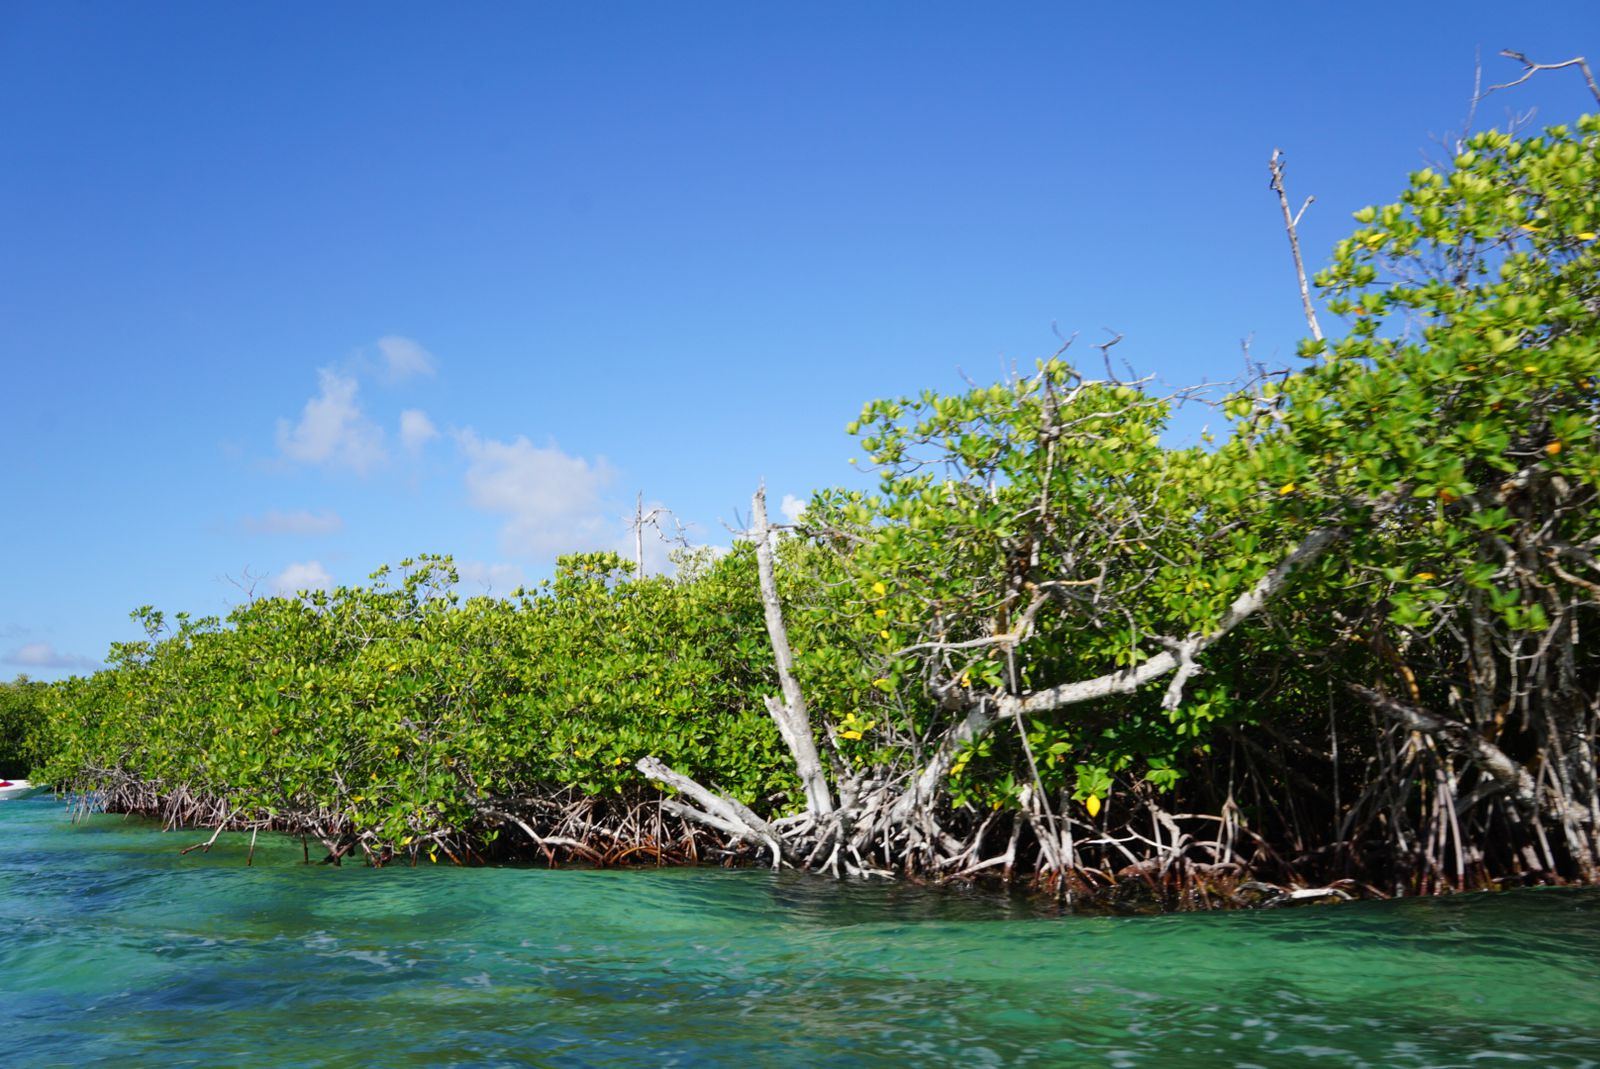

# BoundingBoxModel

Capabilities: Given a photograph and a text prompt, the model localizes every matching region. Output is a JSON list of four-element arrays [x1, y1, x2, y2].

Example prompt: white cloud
[[399, 409, 439, 454], [455, 560, 528, 594], [376, 335, 436, 381], [5, 642, 100, 672], [780, 493, 808, 524], [272, 560, 334, 595], [242, 509, 345, 536], [275, 369, 387, 474], [457, 430, 617, 557]]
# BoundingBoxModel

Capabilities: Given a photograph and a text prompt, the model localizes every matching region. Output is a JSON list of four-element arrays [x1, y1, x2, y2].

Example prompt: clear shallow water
[[2, 795, 1598, 1068]]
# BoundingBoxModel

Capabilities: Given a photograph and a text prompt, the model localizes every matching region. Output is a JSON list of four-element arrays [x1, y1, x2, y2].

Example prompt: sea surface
[[2, 793, 1598, 1068]]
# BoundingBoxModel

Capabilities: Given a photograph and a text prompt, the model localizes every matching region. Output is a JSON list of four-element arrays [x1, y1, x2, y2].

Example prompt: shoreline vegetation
[[5, 107, 1599, 912]]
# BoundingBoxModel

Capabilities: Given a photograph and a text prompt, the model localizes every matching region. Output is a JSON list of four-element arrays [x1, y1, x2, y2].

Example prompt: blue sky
[[3, 3, 1596, 680]]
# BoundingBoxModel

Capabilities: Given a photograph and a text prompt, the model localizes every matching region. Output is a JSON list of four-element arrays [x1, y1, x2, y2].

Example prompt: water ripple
[[4, 796, 1599, 1067]]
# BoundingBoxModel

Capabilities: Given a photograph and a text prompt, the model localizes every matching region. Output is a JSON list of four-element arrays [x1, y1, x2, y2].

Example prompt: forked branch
[[1485, 51, 1600, 107], [1268, 149, 1324, 342]]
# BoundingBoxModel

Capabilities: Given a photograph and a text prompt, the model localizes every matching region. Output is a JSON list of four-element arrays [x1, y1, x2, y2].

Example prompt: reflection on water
[[3, 796, 1598, 1067]]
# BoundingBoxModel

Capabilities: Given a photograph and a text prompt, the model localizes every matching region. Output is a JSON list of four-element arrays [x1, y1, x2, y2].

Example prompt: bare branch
[[892, 521, 1351, 822], [1484, 51, 1600, 107], [753, 484, 835, 816], [635, 756, 788, 867], [1268, 149, 1324, 342]]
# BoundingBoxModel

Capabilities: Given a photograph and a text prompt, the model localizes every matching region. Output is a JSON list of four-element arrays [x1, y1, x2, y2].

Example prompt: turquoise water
[[3, 795, 1598, 1068]]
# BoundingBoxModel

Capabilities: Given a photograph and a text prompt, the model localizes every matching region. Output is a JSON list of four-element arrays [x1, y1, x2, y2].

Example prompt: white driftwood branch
[[752, 484, 835, 816], [636, 756, 787, 867]]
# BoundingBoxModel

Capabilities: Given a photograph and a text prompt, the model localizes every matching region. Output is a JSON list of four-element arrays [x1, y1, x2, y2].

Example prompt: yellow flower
[[874, 608, 887, 618], [1278, 481, 1296, 495], [879, 629, 890, 639], [871, 581, 887, 595], [1523, 365, 1539, 374], [1546, 441, 1563, 455], [1085, 795, 1102, 817]]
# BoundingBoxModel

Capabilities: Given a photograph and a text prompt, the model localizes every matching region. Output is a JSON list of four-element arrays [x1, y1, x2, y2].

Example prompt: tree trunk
[[752, 485, 835, 817]]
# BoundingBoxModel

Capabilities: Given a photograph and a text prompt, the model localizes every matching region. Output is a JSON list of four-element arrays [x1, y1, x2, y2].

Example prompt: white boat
[[0, 779, 37, 800]]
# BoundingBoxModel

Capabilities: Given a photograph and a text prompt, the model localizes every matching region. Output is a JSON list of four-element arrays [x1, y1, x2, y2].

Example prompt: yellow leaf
[[839, 729, 863, 740], [1278, 482, 1296, 495], [1414, 573, 1435, 581], [1578, 232, 1597, 240], [1546, 441, 1563, 455], [1086, 795, 1102, 817], [400, 835, 414, 846], [1523, 365, 1539, 374]]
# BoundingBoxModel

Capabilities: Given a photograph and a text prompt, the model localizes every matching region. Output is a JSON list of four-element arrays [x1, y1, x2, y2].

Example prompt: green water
[[2, 796, 1597, 1068]]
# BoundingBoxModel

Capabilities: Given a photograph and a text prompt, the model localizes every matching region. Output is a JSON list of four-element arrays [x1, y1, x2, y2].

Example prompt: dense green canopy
[[19, 115, 1600, 894]]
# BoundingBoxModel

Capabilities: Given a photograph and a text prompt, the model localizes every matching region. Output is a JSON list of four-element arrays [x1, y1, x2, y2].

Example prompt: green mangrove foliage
[[37, 549, 798, 863], [0, 676, 49, 781], [30, 116, 1600, 899], [1261, 115, 1600, 884], [668, 115, 1599, 895]]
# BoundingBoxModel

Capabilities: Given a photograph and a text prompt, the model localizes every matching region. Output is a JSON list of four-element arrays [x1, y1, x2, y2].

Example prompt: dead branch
[[1268, 149, 1324, 342], [752, 483, 835, 816], [1484, 51, 1600, 107]]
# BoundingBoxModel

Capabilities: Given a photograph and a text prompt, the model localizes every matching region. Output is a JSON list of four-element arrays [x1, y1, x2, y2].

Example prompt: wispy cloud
[[376, 335, 436, 382], [4, 642, 100, 672], [780, 493, 808, 524], [399, 409, 439, 454], [242, 509, 345, 536], [276, 369, 387, 474], [272, 560, 334, 595], [457, 430, 616, 557], [455, 560, 528, 595]]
